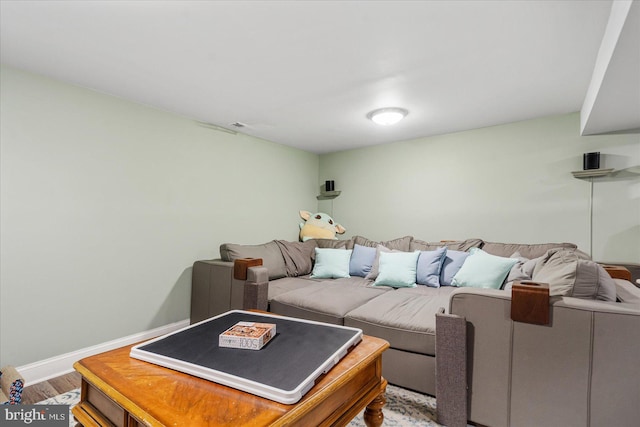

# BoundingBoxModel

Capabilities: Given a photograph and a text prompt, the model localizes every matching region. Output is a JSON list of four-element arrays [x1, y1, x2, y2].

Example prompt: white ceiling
[[1, 0, 636, 154]]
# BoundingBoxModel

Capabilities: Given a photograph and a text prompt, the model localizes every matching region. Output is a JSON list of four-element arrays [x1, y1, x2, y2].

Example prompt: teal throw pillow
[[374, 251, 420, 288], [311, 248, 352, 279], [451, 248, 518, 289], [365, 245, 405, 280]]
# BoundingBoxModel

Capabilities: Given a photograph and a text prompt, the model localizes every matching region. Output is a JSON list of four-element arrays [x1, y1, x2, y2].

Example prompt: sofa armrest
[[243, 266, 269, 311], [435, 309, 467, 427], [191, 259, 246, 323], [449, 287, 640, 427]]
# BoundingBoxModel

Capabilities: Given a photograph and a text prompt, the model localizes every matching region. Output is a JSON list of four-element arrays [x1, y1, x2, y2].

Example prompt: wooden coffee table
[[72, 335, 389, 427]]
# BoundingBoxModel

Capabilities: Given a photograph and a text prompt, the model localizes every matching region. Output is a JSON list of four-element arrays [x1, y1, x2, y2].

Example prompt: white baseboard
[[17, 319, 191, 386]]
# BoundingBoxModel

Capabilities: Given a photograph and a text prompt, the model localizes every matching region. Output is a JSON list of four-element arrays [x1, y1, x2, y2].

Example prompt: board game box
[[219, 321, 276, 350]]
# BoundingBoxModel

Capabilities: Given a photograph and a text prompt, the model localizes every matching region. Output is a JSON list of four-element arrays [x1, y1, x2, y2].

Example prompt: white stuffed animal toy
[[299, 211, 346, 241]]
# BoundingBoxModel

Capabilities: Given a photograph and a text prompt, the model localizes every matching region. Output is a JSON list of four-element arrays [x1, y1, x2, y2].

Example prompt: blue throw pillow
[[373, 251, 420, 288], [311, 248, 352, 279], [416, 247, 447, 288], [451, 248, 519, 289], [440, 250, 470, 286], [349, 244, 377, 277]]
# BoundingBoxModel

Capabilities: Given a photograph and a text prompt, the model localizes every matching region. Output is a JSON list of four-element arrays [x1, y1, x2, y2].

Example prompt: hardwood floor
[[21, 371, 81, 404]]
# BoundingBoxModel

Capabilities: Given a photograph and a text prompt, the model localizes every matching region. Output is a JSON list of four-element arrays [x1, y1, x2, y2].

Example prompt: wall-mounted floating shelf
[[571, 168, 614, 179], [317, 190, 341, 200]]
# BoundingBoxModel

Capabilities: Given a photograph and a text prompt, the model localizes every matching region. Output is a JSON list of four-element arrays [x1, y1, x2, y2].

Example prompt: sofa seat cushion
[[345, 286, 456, 356], [267, 276, 317, 301], [269, 278, 391, 325]]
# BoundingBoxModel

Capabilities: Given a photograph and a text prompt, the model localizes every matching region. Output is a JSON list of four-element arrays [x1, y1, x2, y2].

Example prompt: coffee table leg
[[363, 382, 387, 427]]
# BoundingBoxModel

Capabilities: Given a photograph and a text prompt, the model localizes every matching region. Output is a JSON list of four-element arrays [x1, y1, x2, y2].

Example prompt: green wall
[[2, 64, 638, 369], [319, 113, 640, 263], [0, 65, 319, 366]]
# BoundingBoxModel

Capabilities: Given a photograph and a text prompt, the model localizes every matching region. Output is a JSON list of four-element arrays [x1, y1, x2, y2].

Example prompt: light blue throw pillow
[[311, 248, 352, 279], [451, 248, 519, 289], [440, 250, 471, 286], [374, 251, 420, 288], [416, 247, 447, 288], [349, 244, 377, 277]]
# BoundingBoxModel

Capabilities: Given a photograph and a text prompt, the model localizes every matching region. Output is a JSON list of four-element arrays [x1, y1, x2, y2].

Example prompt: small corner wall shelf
[[571, 168, 614, 179], [317, 190, 341, 200]]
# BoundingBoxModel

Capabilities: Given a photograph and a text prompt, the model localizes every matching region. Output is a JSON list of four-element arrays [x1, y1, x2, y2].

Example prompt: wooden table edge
[[72, 360, 165, 427], [271, 336, 389, 426]]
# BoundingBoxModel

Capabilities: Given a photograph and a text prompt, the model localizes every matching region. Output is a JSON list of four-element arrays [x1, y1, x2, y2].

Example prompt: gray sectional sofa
[[191, 236, 640, 427]]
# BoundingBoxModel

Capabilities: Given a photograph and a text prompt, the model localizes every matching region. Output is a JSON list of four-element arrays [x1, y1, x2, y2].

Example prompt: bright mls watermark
[[1, 405, 68, 426]]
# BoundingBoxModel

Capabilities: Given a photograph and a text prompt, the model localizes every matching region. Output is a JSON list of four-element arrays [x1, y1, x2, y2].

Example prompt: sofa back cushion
[[220, 241, 287, 280], [481, 241, 578, 259], [274, 240, 317, 277], [313, 238, 354, 249], [505, 252, 537, 285], [353, 235, 412, 251], [531, 249, 616, 301], [574, 260, 617, 301], [410, 238, 483, 252]]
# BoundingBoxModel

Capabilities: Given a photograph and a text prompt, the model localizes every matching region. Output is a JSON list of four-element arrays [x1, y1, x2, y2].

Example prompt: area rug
[[36, 388, 81, 427], [348, 384, 451, 426], [38, 385, 462, 426]]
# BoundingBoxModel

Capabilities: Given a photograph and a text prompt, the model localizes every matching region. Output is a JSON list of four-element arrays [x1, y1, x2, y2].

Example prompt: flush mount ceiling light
[[367, 107, 409, 126]]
